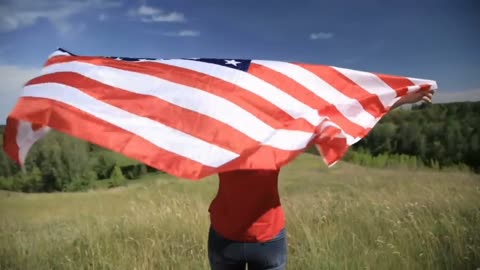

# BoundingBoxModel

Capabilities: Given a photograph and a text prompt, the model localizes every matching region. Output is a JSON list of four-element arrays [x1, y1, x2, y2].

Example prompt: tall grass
[[1, 154, 479, 269]]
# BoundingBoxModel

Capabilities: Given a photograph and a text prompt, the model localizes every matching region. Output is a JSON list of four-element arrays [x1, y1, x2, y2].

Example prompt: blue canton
[[188, 58, 251, 72], [57, 48, 251, 72]]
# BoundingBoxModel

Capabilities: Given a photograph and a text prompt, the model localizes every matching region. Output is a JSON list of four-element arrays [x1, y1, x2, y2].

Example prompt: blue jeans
[[208, 227, 287, 270]]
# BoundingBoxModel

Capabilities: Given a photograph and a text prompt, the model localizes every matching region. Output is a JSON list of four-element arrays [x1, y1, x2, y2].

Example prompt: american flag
[[3, 48, 437, 179]]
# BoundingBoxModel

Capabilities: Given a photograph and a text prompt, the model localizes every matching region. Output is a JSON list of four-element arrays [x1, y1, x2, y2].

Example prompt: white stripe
[[315, 120, 357, 145], [406, 85, 421, 94], [152, 59, 324, 126], [22, 83, 239, 168], [404, 85, 433, 95], [408, 77, 438, 88], [331, 67, 398, 109], [16, 121, 50, 165], [40, 61, 316, 151], [252, 60, 378, 129], [408, 77, 438, 90], [48, 50, 70, 59]]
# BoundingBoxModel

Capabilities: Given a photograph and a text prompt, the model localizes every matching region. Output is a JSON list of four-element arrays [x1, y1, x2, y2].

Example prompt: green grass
[[1, 154, 479, 269]]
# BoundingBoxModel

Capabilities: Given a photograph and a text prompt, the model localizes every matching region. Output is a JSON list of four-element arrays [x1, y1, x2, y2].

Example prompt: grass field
[[1, 154, 479, 270]]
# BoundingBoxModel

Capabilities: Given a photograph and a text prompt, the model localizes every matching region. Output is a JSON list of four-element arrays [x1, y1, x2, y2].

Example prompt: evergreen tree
[[108, 165, 126, 188]]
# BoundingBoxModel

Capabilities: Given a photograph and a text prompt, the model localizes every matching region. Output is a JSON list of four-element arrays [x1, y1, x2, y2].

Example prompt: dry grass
[[1, 154, 479, 269]]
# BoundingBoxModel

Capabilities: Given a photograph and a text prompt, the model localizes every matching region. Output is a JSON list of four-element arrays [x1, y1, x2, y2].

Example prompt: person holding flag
[[207, 89, 434, 270], [3, 49, 437, 270]]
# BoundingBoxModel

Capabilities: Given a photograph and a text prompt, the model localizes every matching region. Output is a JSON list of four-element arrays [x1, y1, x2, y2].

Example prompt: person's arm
[[391, 88, 435, 109]]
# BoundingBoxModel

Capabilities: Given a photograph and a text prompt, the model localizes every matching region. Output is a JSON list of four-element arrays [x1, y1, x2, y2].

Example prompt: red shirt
[[208, 170, 285, 242]]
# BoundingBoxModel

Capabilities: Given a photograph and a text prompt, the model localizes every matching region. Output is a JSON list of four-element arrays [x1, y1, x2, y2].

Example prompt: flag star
[[225, 59, 241, 66]]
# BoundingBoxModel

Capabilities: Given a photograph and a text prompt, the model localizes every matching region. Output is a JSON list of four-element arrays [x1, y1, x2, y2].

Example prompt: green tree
[[94, 154, 116, 179], [0, 151, 13, 177], [108, 165, 126, 188], [0, 176, 13, 190], [27, 166, 43, 192]]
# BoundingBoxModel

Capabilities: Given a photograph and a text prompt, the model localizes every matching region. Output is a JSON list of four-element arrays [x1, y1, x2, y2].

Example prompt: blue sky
[[1, 0, 479, 121]]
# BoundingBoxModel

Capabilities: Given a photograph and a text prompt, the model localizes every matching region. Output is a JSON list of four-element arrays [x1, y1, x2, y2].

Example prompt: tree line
[[1, 101, 479, 192], [0, 130, 157, 192], [352, 101, 480, 172]]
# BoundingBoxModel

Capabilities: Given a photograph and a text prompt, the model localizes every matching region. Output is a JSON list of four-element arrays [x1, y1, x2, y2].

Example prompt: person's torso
[[208, 170, 285, 242]]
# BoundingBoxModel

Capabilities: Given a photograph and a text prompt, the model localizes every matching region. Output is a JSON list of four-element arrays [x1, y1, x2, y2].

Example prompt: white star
[[225, 59, 241, 66]]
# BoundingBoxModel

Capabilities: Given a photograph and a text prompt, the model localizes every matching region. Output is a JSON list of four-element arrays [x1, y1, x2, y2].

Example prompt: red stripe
[[297, 64, 387, 117], [8, 97, 351, 178], [26, 72, 262, 155], [218, 146, 305, 172], [45, 55, 315, 132], [220, 125, 349, 171], [316, 137, 349, 165], [9, 97, 218, 179], [248, 63, 371, 138], [3, 117, 20, 164], [31, 123, 45, 131], [375, 73, 414, 97], [314, 126, 349, 165]]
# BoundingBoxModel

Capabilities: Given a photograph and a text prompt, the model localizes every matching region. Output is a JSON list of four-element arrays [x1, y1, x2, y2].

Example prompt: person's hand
[[392, 87, 435, 109], [400, 88, 434, 104]]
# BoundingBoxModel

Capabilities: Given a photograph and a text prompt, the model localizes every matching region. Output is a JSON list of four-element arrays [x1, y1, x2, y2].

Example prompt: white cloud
[[433, 88, 480, 104], [0, 0, 122, 33], [128, 4, 185, 23], [98, 13, 108, 21], [0, 65, 41, 122], [164, 30, 200, 37], [137, 5, 159, 16], [309, 32, 334, 40]]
